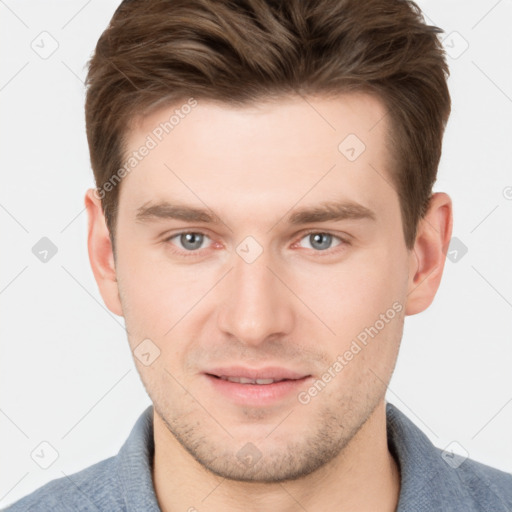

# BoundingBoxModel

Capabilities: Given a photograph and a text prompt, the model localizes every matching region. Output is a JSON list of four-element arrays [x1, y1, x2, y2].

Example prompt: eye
[[166, 232, 212, 252], [163, 230, 349, 258], [296, 231, 345, 251]]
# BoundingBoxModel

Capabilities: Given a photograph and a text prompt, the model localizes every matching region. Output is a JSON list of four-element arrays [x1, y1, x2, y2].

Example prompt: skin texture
[[85, 93, 452, 512]]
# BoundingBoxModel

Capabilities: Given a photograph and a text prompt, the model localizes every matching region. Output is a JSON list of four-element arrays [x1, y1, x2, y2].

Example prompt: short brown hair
[[85, 0, 450, 252]]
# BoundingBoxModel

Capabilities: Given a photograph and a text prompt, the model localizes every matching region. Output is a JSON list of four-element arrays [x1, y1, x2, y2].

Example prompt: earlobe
[[405, 192, 453, 316], [84, 188, 124, 317]]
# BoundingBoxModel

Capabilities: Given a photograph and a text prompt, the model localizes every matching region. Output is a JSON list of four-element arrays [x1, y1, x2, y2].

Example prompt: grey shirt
[[4, 403, 512, 511]]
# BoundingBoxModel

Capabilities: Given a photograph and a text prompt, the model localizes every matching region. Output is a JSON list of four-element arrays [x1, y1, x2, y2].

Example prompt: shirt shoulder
[[2, 455, 125, 512], [3, 406, 158, 512], [440, 448, 512, 509], [386, 402, 512, 511]]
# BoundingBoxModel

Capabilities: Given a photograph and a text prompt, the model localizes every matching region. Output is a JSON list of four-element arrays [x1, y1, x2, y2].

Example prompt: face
[[109, 93, 414, 482]]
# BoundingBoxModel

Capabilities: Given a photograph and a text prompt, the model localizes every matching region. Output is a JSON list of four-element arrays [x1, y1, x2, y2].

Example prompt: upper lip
[[205, 366, 311, 380]]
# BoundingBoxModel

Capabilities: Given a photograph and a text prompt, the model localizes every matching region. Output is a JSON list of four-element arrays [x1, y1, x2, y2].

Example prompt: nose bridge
[[216, 241, 294, 345]]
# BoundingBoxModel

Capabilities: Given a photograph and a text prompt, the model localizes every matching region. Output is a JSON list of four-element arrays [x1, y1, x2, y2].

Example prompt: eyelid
[[296, 228, 349, 242]]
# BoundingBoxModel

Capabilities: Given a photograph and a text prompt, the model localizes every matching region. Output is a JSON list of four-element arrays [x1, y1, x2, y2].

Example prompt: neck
[[152, 400, 400, 512]]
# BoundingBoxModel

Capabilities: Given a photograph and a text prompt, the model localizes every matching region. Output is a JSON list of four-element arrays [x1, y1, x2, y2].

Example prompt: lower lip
[[204, 374, 312, 406]]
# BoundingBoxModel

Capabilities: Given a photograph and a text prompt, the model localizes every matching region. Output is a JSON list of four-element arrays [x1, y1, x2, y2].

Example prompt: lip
[[203, 366, 313, 406]]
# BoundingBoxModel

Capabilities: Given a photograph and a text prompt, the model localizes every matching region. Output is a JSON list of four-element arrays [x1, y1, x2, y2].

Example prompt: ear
[[84, 188, 123, 317], [405, 192, 453, 316]]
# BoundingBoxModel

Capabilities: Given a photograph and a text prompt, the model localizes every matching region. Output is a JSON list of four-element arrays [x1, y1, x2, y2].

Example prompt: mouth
[[204, 365, 311, 381], [202, 368, 313, 405], [207, 374, 303, 385]]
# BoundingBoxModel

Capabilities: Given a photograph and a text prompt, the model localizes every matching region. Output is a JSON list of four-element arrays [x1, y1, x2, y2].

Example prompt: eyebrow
[[135, 200, 376, 225]]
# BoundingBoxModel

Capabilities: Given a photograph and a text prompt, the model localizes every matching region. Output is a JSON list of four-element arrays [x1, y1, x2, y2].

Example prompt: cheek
[[116, 247, 216, 353], [293, 245, 406, 386], [291, 246, 404, 336], [115, 248, 174, 341]]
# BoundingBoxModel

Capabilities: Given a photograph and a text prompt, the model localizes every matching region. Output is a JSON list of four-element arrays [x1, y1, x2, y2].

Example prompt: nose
[[216, 246, 295, 347]]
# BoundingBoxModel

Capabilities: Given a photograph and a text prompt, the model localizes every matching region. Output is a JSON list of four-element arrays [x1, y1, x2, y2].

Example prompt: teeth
[[255, 378, 276, 384], [220, 376, 281, 384]]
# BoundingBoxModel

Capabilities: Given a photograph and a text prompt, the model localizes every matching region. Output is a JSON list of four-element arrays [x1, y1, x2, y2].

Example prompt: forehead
[[119, 93, 397, 227]]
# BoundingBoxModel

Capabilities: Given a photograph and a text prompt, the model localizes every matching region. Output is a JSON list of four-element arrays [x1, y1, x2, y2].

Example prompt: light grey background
[[1, 0, 511, 507]]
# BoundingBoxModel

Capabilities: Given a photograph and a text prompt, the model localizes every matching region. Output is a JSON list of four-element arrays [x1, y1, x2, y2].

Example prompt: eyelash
[[162, 229, 350, 258]]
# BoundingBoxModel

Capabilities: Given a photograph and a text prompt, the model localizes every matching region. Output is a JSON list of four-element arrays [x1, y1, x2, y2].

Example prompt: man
[[5, 0, 511, 511]]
